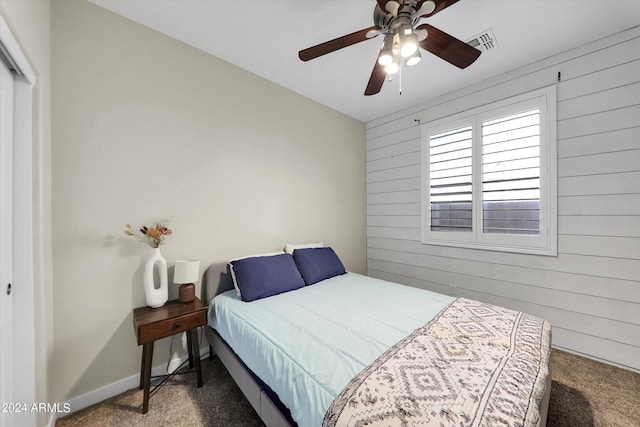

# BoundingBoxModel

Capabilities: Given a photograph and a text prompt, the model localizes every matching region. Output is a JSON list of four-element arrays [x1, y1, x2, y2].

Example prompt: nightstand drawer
[[138, 310, 206, 344]]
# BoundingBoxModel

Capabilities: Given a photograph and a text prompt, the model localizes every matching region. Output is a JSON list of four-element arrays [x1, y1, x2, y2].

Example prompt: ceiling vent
[[467, 29, 498, 52]]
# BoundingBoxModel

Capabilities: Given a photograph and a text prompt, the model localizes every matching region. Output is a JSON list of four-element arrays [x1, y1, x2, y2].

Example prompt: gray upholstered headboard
[[202, 262, 234, 305]]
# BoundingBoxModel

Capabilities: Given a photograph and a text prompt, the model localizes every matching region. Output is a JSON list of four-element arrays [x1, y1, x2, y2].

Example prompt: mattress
[[208, 272, 455, 427]]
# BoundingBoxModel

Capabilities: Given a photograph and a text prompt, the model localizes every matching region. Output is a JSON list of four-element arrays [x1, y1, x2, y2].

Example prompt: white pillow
[[228, 252, 285, 296], [284, 242, 324, 255]]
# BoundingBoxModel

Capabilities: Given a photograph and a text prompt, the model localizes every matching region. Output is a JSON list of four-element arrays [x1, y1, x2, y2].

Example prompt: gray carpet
[[547, 349, 640, 426], [57, 349, 640, 426]]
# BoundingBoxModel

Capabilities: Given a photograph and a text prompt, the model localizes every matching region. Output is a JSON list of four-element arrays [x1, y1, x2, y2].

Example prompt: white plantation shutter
[[429, 126, 473, 232], [421, 86, 557, 256], [481, 109, 541, 235]]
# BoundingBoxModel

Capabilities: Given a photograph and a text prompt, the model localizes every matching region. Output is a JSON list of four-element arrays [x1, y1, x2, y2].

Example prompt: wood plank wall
[[365, 27, 640, 371]]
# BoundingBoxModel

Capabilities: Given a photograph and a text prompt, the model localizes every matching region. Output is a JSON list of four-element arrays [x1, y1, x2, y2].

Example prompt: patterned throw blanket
[[322, 298, 551, 427]]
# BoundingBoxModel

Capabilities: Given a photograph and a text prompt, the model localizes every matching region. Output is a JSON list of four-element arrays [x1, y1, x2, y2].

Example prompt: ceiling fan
[[298, 0, 481, 96]]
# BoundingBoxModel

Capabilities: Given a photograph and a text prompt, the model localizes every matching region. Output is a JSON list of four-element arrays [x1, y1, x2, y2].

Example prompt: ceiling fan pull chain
[[399, 62, 403, 95]]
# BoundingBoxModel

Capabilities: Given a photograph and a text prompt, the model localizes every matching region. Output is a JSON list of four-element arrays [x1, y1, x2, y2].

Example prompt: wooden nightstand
[[133, 297, 207, 413]]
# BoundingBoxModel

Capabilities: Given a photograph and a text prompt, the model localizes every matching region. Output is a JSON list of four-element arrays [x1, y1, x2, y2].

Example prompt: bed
[[203, 250, 551, 427]]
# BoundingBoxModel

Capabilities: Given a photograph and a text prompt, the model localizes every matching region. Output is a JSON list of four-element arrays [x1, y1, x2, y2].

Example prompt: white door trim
[[0, 13, 36, 427], [0, 55, 15, 427]]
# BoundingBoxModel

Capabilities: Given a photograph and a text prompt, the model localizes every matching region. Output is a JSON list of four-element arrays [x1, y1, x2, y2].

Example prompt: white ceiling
[[91, 0, 640, 122]]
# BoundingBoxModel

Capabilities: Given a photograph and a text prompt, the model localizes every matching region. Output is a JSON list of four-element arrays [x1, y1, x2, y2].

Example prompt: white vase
[[143, 247, 168, 308]]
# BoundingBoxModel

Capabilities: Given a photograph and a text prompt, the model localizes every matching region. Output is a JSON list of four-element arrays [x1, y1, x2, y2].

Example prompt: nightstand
[[133, 297, 207, 413]]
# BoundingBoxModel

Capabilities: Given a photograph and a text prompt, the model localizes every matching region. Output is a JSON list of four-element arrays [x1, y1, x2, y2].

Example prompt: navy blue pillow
[[230, 254, 305, 302], [293, 247, 346, 285]]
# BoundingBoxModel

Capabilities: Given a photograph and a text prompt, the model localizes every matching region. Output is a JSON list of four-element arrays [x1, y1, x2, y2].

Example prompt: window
[[421, 87, 557, 255]]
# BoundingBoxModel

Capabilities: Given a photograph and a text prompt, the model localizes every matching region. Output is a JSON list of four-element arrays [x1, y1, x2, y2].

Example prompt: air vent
[[467, 29, 498, 52]]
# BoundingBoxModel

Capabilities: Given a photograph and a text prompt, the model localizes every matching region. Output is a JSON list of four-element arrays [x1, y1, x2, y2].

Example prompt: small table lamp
[[174, 260, 200, 303]]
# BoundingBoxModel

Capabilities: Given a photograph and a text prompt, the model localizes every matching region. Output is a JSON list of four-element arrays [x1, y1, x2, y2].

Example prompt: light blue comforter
[[208, 272, 454, 427]]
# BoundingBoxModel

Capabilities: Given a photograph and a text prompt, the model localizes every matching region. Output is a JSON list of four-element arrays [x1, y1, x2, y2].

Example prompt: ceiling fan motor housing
[[374, 3, 421, 34]]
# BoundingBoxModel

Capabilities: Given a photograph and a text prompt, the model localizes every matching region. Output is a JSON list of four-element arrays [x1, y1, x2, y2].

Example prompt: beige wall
[[51, 0, 365, 402], [0, 0, 52, 426]]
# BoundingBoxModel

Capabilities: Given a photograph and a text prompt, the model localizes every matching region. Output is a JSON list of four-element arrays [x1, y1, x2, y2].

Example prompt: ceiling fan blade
[[417, 24, 481, 68], [416, 28, 428, 42], [376, 0, 388, 11], [298, 26, 380, 61], [365, 60, 386, 96], [414, 0, 436, 17], [376, 0, 399, 16], [416, 0, 459, 17]]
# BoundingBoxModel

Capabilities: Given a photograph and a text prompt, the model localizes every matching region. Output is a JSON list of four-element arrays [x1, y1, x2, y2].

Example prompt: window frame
[[421, 86, 557, 256]]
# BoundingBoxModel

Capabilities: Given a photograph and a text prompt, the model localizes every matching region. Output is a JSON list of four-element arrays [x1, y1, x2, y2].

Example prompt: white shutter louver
[[429, 125, 473, 232], [481, 109, 541, 235]]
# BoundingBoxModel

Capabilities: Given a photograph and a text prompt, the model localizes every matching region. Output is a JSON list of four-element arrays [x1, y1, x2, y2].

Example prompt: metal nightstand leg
[[190, 328, 203, 387], [186, 330, 195, 368]]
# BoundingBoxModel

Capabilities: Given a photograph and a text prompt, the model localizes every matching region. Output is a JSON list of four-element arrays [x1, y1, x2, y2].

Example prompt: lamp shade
[[173, 260, 200, 284]]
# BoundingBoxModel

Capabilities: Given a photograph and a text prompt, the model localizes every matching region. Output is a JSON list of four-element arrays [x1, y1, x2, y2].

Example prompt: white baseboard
[[48, 344, 210, 426]]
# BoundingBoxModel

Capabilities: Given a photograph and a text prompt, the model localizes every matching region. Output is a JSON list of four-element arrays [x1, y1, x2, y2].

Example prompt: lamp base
[[178, 283, 195, 303]]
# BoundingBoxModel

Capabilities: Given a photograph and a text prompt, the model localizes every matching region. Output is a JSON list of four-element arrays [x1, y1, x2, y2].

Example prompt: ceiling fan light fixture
[[391, 33, 401, 55], [405, 49, 422, 66], [377, 34, 394, 66], [400, 36, 418, 57], [385, 58, 400, 74], [378, 50, 393, 66], [385, 62, 400, 74], [398, 25, 418, 57]]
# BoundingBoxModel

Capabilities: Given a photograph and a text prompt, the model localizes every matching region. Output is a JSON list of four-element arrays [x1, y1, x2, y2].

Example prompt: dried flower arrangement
[[124, 222, 172, 248]]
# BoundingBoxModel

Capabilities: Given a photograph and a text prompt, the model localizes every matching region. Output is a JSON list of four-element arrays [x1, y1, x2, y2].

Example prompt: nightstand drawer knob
[[173, 322, 181, 329]]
